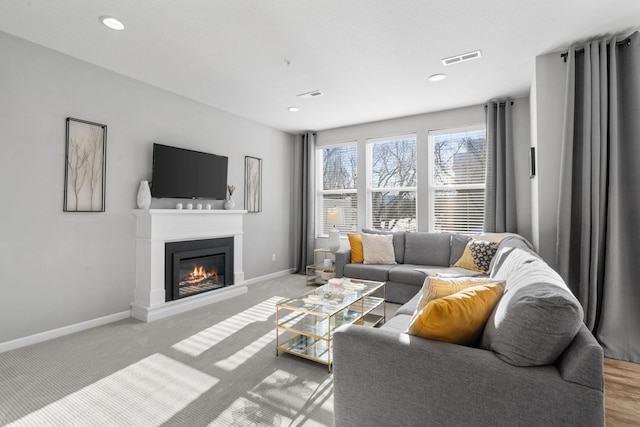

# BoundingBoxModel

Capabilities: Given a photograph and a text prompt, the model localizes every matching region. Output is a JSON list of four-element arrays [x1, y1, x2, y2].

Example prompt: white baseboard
[[0, 311, 131, 354], [131, 284, 248, 322], [0, 270, 295, 353], [244, 268, 295, 286]]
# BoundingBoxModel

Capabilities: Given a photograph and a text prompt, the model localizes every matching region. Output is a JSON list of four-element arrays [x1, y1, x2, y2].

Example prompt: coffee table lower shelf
[[276, 311, 384, 372]]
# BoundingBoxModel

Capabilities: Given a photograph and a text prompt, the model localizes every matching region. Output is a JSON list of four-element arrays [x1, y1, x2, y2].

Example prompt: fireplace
[[133, 209, 247, 322], [165, 238, 234, 302]]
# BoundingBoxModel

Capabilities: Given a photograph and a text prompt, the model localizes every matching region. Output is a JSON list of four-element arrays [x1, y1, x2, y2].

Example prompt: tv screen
[[151, 143, 228, 200]]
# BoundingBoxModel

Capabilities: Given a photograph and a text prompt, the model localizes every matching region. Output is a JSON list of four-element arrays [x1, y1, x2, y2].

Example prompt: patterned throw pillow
[[453, 239, 499, 273], [417, 276, 505, 313]]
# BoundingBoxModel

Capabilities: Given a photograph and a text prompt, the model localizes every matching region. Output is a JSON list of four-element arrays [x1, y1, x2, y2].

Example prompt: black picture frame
[[63, 117, 107, 212], [245, 156, 262, 212]]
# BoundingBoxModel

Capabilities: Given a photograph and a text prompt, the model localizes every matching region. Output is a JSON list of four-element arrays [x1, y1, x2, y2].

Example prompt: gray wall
[[315, 100, 532, 249], [529, 50, 568, 267], [0, 32, 293, 344]]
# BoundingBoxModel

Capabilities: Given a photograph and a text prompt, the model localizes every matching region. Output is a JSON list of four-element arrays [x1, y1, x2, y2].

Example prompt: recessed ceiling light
[[288, 107, 300, 112], [428, 73, 447, 82], [100, 15, 125, 31]]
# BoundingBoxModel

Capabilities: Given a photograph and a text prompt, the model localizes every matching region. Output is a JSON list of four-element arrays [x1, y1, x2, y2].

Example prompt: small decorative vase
[[224, 196, 235, 210], [137, 180, 151, 209]]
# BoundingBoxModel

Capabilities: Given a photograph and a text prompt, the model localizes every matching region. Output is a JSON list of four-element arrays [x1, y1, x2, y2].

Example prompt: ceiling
[[1, 1, 639, 134]]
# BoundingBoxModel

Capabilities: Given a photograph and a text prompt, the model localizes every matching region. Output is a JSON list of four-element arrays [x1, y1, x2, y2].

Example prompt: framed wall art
[[245, 156, 262, 213], [63, 117, 107, 212]]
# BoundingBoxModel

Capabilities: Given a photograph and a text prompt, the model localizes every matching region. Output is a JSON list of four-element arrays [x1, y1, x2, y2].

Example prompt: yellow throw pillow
[[453, 239, 500, 273], [417, 276, 504, 313], [347, 233, 363, 263], [407, 282, 505, 346]]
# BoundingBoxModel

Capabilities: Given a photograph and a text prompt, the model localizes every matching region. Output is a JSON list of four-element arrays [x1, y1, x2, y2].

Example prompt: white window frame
[[366, 133, 417, 231], [316, 141, 358, 238], [428, 124, 486, 232]]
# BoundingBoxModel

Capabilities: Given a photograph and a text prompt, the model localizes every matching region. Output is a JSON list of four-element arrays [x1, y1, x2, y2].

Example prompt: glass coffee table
[[275, 279, 385, 372]]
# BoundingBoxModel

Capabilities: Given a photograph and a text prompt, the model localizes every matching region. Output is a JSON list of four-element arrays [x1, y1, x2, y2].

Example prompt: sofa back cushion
[[362, 229, 406, 263], [404, 232, 451, 266], [449, 234, 471, 266], [481, 248, 584, 366]]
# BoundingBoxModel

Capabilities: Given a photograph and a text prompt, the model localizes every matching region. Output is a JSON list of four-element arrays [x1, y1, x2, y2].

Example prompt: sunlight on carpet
[[6, 353, 218, 427], [214, 311, 298, 372], [209, 369, 333, 426], [173, 296, 283, 357]]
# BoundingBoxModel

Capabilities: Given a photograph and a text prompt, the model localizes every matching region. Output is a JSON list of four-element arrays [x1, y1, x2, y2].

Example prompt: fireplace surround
[[132, 209, 247, 322]]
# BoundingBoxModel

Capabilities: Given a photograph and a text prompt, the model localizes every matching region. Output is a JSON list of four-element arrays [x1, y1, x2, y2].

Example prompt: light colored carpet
[[0, 275, 399, 427]]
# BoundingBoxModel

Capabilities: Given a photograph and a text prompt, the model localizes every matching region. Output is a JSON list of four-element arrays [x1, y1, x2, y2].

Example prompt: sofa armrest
[[556, 324, 604, 391], [334, 248, 351, 277], [333, 325, 604, 427]]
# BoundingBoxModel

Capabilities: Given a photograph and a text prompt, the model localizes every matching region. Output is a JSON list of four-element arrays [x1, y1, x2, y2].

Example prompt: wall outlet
[[272, 253, 276, 261]]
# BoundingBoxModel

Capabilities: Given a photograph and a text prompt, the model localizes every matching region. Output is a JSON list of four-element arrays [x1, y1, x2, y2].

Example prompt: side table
[[306, 248, 335, 286]]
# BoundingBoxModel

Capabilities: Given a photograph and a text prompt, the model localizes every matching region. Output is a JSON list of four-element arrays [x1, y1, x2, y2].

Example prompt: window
[[367, 134, 417, 231], [428, 126, 486, 233], [317, 143, 358, 237]]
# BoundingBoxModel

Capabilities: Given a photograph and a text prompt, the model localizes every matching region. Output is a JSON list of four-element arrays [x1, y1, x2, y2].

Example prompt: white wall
[[529, 50, 568, 267], [314, 100, 532, 248], [0, 32, 293, 344]]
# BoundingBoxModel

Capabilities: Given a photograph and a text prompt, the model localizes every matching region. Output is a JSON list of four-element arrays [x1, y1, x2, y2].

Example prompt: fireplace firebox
[[165, 238, 234, 301]]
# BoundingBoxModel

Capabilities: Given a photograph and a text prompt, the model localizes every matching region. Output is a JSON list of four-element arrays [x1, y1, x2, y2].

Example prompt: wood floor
[[604, 358, 640, 426]]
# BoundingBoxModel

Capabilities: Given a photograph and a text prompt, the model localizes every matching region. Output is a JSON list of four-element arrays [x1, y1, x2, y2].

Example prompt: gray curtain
[[557, 32, 640, 363], [484, 100, 517, 233], [293, 132, 316, 274]]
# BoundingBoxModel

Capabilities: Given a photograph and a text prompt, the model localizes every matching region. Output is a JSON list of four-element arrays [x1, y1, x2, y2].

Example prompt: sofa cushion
[[347, 233, 364, 263], [343, 263, 392, 282], [362, 233, 396, 265], [407, 282, 505, 346], [395, 292, 422, 316], [454, 239, 499, 273], [380, 313, 412, 333], [387, 264, 429, 286], [362, 229, 406, 263], [449, 234, 471, 266], [404, 232, 451, 266], [481, 248, 584, 366]]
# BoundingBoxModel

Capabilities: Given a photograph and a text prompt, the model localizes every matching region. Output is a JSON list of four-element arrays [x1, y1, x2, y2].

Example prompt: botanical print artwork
[[64, 118, 107, 212], [245, 156, 262, 212]]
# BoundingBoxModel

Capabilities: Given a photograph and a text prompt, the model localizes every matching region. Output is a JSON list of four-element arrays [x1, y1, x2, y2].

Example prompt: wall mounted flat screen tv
[[151, 143, 228, 199]]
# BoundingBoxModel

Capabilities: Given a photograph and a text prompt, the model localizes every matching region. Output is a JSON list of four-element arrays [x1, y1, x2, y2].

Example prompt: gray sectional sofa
[[333, 237, 605, 426], [335, 230, 481, 304]]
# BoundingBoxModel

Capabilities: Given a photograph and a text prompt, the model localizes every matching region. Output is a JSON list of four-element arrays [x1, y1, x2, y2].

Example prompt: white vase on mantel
[[137, 180, 151, 209], [224, 196, 235, 210]]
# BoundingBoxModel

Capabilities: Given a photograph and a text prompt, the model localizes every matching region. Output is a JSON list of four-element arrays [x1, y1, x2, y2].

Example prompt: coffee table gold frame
[[275, 279, 385, 372]]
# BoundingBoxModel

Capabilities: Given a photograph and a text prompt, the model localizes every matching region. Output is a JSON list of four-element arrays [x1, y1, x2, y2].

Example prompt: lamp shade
[[326, 206, 344, 226]]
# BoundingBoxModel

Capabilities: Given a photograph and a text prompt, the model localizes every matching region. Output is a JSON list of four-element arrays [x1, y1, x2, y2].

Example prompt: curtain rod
[[560, 36, 632, 62]]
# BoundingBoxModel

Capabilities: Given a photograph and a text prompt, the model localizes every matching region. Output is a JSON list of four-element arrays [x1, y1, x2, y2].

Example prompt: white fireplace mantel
[[131, 209, 248, 322]]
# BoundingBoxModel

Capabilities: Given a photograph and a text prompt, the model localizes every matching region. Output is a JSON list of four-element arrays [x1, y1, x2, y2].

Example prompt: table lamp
[[326, 206, 344, 252]]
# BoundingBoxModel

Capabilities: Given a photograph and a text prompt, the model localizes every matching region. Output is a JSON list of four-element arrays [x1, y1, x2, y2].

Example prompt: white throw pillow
[[362, 233, 396, 265]]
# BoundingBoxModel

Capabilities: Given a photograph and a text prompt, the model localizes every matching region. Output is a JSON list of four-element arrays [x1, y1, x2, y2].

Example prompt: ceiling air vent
[[297, 90, 324, 99], [442, 50, 482, 66]]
